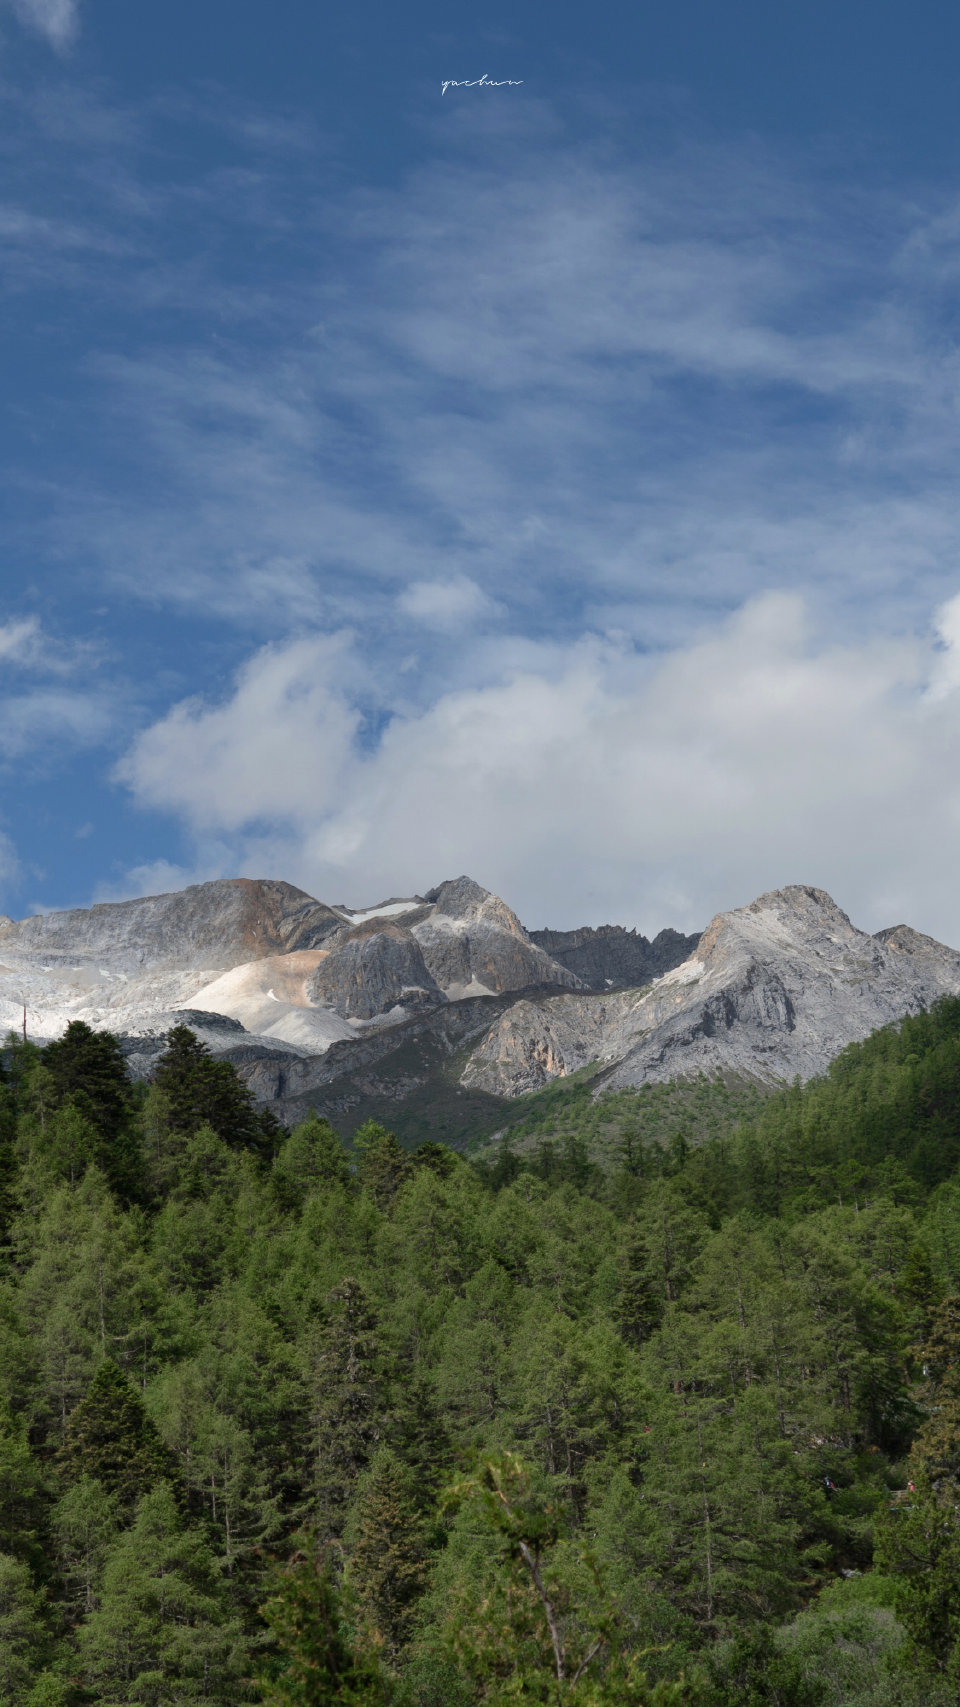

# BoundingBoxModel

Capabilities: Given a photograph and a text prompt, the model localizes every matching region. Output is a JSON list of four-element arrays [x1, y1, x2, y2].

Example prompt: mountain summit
[[460, 884, 960, 1096]]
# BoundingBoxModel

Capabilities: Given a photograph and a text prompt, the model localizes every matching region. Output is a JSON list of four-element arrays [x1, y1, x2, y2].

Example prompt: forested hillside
[[4, 1005, 960, 1703]]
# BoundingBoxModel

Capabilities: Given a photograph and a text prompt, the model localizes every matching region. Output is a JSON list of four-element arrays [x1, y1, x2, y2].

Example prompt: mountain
[[4, 875, 959, 1146], [461, 886, 960, 1097], [527, 924, 700, 989], [0, 873, 579, 1051]]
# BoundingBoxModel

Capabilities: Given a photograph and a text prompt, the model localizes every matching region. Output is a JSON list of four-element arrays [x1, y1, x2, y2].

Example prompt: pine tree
[[77, 1483, 245, 1704], [51, 1476, 118, 1619], [0, 1552, 49, 1705], [875, 1295, 960, 1684], [352, 1122, 410, 1207], [0, 1401, 48, 1572], [345, 1447, 429, 1655], [258, 1544, 390, 1705], [152, 1026, 278, 1162], [272, 1116, 351, 1211], [309, 1280, 381, 1536], [60, 1361, 171, 1508]]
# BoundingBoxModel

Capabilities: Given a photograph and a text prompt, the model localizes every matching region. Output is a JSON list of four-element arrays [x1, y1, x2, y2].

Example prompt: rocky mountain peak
[[745, 884, 856, 929], [423, 875, 491, 916], [695, 883, 858, 965], [462, 883, 960, 1099]]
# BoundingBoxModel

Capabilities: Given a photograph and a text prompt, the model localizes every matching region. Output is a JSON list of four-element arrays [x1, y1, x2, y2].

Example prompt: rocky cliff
[[461, 886, 960, 1097], [528, 924, 700, 990]]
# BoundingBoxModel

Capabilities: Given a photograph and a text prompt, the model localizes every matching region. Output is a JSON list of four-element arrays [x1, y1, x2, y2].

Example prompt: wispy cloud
[[0, 614, 117, 763], [16, 103, 960, 693], [10, 78, 960, 925], [3, 0, 78, 51]]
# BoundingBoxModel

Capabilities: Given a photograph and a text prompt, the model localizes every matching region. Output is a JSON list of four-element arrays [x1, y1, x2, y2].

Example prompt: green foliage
[[0, 1552, 50, 1704], [4, 997, 960, 1698], [345, 1447, 430, 1655], [40, 1022, 139, 1196], [432, 1453, 703, 1703], [309, 1278, 383, 1536], [59, 1360, 171, 1508], [259, 1543, 391, 1704], [152, 1024, 281, 1163], [273, 1115, 352, 1210], [77, 1482, 245, 1703]]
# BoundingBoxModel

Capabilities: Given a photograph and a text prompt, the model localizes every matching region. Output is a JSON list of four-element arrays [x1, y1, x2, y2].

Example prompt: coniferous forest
[[4, 1004, 960, 1703]]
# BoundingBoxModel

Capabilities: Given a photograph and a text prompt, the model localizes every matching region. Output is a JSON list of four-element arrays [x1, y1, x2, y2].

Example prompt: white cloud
[[37, 113, 960, 676], [397, 576, 499, 632], [0, 618, 43, 665], [0, 831, 19, 907], [114, 634, 360, 832], [0, 616, 115, 762], [115, 589, 960, 946], [0, 689, 113, 759], [4, 0, 78, 49]]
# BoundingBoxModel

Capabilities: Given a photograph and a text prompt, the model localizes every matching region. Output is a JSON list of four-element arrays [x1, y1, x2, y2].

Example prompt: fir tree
[[0, 1401, 48, 1572], [51, 1476, 118, 1619], [42, 1023, 131, 1147], [352, 1122, 410, 1207], [77, 1483, 245, 1704], [310, 1280, 382, 1536], [345, 1447, 430, 1655], [259, 1544, 390, 1706], [272, 1115, 351, 1211], [152, 1026, 278, 1162], [0, 1552, 49, 1705], [60, 1361, 171, 1508]]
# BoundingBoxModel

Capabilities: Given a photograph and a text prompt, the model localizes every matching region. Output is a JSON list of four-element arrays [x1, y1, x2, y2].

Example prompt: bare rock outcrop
[[528, 924, 700, 990], [461, 885, 960, 1097], [308, 922, 447, 1019], [0, 872, 580, 1046], [0, 878, 342, 975], [411, 877, 583, 996]]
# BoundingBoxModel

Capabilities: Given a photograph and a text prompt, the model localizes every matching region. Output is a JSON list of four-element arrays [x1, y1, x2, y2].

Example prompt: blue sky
[[5, 0, 960, 939]]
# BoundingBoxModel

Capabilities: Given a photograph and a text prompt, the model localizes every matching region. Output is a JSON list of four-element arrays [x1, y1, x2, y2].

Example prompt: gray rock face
[[528, 924, 700, 990], [461, 885, 960, 1097], [0, 872, 580, 1048], [411, 876, 583, 996], [0, 878, 342, 975], [307, 923, 447, 1019]]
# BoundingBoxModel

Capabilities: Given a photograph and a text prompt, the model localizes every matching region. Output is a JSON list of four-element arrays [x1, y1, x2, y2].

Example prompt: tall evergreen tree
[[345, 1447, 429, 1656], [77, 1483, 245, 1704], [0, 1552, 49, 1705], [352, 1122, 410, 1207], [309, 1280, 382, 1537], [152, 1026, 279, 1162], [259, 1544, 390, 1706], [60, 1361, 171, 1508], [51, 1476, 118, 1620]]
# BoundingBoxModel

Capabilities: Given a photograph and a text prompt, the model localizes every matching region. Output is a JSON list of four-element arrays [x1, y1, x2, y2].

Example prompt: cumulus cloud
[[116, 590, 960, 946], [114, 634, 360, 832], [3, 0, 77, 49]]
